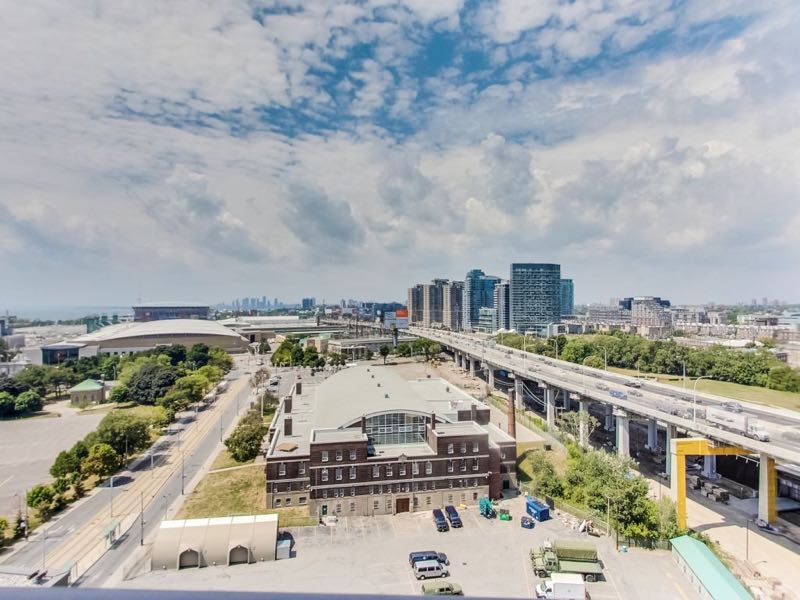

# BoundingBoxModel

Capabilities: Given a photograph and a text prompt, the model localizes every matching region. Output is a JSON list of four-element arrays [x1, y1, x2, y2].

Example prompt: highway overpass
[[409, 326, 800, 525]]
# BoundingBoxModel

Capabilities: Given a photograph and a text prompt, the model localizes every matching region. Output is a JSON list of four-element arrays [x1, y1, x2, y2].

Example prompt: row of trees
[[25, 407, 169, 521], [526, 444, 681, 541], [497, 331, 800, 392], [225, 406, 269, 462], [0, 389, 43, 418], [394, 338, 441, 360]]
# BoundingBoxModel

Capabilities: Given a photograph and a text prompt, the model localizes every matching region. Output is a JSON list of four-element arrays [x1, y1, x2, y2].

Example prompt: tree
[[208, 347, 233, 372], [27, 484, 56, 519], [224, 408, 268, 462], [14, 365, 50, 397], [526, 451, 563, 498], [127, 362, 180, 405], [0, 516, 7, 541], [364, 349, 374, 360], [379, 345, 391, 364], [0, 373, 27, 397], [0, 392, 15, 419], [395, 343, 412, 358], [557, 411, 600, 443], [14, 390, 43, 414], [46, 368, 79, 400], [258, 340, 271, 354], [50, 449, 82, 479], [95, 412, 151, 457], [160, 344, 187, 366], [187, 343, 210, 368], [81, 443, 121, 478], [582, 355, 604, 369]]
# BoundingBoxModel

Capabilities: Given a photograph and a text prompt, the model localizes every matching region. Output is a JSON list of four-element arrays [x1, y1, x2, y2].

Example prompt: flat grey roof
[[312, 430, 366, 444]]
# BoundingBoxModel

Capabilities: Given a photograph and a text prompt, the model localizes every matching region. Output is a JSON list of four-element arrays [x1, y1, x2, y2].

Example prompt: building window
[[350, 449, 357, 460], [447, 460, 454, 473], [412, 461, 419, 475], [275, 498, 282, 507], [413, 497, 419, 508], [373, 500, 379, 510], [473, 458, 479, 471], [386, 465, 393, 477], [473, 492, 478, 501], [350, 466, 356, 480], [351, 487, 356, 497], [299, 496, 307, 505], [431, 481, 436, 490], [378, 484, 383, 494], [473, 441, 479, 453], [399, 464, 406, 476], [460, 442, 467, 453], [447, 443, 454, 454], [322, 451, 329, 462], [448, 480, 453, 489], [395, 484, 401, 493], [447, 494, 453, 503], [299, 462, 306, 475], [321, 468, 329, 482], [278, 463, 286, 476], [425, 461, 432, 475], [501, 451, 507, 460], [460, 460, 467, 472], [373, 465, 380, 478], [413, 482, 419, 492], [369, 486, 374, 495], [336, 468, 342, 481], [322, 490, 328, 499], [423, 481, 428, 491], [336, 450, 343, 461], [386, 498, 391, 510], [285, 498, 292, 506], [426, 496, 431, 506], [336, 503, 342, 513]]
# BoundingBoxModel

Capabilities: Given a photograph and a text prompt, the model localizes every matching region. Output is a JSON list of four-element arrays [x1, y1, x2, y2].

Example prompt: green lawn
[[608, 367, 800, 411], [177, 462, 316, 526], [210, 449, 251, 471]]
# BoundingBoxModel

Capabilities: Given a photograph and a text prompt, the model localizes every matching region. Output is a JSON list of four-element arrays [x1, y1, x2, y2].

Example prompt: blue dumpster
[[526, 498, 550, 522]]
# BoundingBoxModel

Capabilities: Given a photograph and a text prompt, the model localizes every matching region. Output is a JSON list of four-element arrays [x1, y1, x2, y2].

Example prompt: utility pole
[[42, 528, 47, 571], [109, 476, 115, 517], [140, 491, 145, 546], [181, 452, 185, 495]]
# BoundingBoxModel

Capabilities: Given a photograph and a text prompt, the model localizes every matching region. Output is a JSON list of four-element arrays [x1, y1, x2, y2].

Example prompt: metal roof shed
[[670, 535, 752, 600]]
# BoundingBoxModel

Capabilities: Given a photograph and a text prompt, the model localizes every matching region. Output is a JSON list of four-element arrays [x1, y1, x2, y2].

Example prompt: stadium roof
[[70, 319, 244, 343]]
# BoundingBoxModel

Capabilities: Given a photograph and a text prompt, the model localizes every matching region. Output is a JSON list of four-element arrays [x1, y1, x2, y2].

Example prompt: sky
[[1, 0, 799, 309]]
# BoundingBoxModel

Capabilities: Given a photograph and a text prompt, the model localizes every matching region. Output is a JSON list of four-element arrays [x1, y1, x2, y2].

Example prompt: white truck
[[535, 572, 588, 600], [705, 408, 770, 441]]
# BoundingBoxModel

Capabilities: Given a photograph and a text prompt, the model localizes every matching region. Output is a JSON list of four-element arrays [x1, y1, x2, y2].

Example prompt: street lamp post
[[692, 376, 712, 423], [602, 347, 608, 371], [181, 452, 185, 495], [140, 491, 145, 546], [109, 475, 115, 517], [681, 361, 687, 389]]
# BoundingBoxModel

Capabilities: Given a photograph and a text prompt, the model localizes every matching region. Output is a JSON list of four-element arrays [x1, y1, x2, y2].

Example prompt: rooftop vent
[[377, 382, 381, 387], [384, 394, 389, 399]]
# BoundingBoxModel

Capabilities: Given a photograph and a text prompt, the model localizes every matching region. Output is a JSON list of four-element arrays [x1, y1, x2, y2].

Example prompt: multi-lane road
[[411, 327, 800, 466]]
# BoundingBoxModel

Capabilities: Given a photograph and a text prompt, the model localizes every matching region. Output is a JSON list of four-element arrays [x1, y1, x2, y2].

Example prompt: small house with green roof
[[670, 535, 751, 599], [67, 379, 105, 407]]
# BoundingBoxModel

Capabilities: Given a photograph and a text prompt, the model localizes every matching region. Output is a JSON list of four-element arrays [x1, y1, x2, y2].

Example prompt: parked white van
[[414, 559, 449, 580]]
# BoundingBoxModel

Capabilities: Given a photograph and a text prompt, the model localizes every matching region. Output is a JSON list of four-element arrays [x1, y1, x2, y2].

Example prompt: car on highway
[[596, 383, 609, 391], [723, 401, 743, 413], [629, 390, 643, 397], [610, 390, 627, 400], [624, 381, 643, 388]]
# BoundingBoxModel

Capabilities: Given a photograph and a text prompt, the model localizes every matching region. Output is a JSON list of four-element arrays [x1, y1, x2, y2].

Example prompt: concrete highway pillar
[[758, 453, 778, 525], [646, 419, 657, 450], [544, 386, 556, 428], [453, 352, 458, 365], [614, 410, 630, 457], [562, 390, 571, 411], [604, 404, 615, 432], [469, 358, 476, 378], [488, 367, 495, 390], [701, 455, 717, 479], [578, 400, 589, 449], [665, 424, 677, 476]]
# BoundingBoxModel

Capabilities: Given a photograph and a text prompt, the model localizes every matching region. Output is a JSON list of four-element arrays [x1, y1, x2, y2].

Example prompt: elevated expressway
[[409, 326, 800, 525]]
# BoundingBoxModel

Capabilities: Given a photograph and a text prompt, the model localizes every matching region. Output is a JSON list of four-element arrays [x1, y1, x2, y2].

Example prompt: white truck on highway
[[535, 572, 588, 599], [705, 408, 770, 441]]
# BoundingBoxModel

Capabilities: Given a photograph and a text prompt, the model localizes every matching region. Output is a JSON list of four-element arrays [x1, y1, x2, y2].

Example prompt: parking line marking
[[0, 475, 13, 490], [603, 555, 623, 600], [521, 543, 534, 598]]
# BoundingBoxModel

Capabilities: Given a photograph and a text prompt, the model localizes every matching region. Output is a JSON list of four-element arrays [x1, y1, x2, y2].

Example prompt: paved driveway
[[0, 400, 106, 518], [123, 495, 699, 599]]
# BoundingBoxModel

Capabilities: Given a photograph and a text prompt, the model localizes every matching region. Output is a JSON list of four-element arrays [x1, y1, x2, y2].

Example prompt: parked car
[[444, 505, 462, 528], [409, 551, 440, 566], [432, 509, 449, 532], [437, 552, 449, 566], [414, 559, 449, 580], [521, 516, 535, 529], [421, 581, 463, 596]]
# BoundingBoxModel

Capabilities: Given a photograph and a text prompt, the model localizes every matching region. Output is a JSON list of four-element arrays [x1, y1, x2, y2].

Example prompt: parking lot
[[123, 495, 698, 598]]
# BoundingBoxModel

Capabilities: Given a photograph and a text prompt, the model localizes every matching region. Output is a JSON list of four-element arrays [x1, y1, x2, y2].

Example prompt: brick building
[[264, 366, 517, 518]]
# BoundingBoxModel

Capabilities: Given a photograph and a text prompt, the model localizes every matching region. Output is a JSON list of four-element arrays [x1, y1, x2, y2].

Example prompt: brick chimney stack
[[508, 389, 517, 440]]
